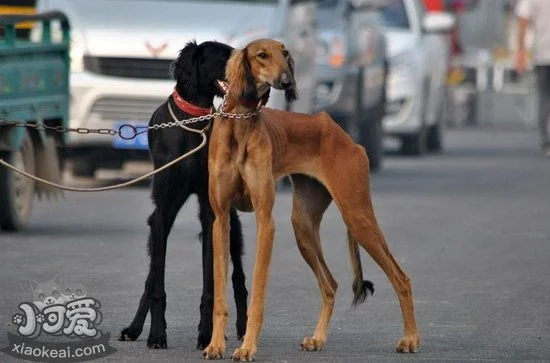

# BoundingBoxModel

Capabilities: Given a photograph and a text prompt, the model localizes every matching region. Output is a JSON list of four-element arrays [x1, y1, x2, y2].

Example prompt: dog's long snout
[[280, 72, 294, 89]]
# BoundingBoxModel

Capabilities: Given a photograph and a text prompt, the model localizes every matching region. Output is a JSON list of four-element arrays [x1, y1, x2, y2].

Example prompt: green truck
[[0, 11, 69, 231]]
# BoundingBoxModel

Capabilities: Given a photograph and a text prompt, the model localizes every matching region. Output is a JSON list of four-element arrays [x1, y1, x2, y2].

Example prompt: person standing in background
[[515, 0, 550, 156]]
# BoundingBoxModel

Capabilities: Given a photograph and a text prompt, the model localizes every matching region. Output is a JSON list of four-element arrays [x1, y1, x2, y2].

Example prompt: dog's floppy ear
[[171, 40, 199, 91], [226, 47, 257, 100], [285, 53, 298, 103]]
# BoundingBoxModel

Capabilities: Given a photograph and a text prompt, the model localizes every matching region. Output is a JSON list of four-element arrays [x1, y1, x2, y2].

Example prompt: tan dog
[[204, 39, 419, 361]]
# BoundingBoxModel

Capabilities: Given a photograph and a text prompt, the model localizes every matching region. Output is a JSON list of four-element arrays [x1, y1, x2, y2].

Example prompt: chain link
[[0, 93, 263, 140]]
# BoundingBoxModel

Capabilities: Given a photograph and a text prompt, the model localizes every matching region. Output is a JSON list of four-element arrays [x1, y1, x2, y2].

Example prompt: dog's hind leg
[[290, 175, 337, 351], [197, 189, 216, 350], [119, 168, 190, 349], [327, 146, 419, 353], [347, 216, 419, 353]]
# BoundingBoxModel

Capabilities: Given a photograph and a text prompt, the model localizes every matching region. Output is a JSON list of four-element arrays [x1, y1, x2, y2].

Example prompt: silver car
[[313, 0, 388, 171], [34, 0, 317, 177], [380, 0, 454, 155]]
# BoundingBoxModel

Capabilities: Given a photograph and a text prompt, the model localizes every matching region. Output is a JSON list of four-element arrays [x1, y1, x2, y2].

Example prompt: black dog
[[119, 41, 248, 349]]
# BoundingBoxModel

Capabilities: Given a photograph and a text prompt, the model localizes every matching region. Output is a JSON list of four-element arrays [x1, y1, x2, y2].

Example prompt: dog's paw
[[300, 336, 325, 351], [396, 333, 420, 353], [197, 329, 212, 350], [236, 321, 246, 341], [203, 341, 225, 360], [119, 326, 142, 341], [231, 345, 256, 361], [147, 333, 168, 349]]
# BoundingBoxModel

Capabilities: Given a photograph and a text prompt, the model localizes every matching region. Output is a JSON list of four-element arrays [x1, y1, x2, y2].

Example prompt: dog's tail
[[347, 230, 374, 308]]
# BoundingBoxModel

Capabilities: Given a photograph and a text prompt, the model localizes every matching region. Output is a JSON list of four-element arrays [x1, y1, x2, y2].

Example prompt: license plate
[[112, 123, 149, 150]]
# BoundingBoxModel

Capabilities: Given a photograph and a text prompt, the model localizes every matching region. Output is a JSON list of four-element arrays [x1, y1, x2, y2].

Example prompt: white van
[[34, 0, 317, 176]]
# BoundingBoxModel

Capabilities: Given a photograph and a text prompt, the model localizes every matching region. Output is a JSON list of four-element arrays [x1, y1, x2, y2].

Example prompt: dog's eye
[[282, 50, 289, 58], [257, 52, 268, 59]]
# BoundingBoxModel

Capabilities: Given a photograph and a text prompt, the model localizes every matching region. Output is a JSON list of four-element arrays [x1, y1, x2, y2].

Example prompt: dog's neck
[[227, 86, 270, 113], [174, 83, 215, 110]]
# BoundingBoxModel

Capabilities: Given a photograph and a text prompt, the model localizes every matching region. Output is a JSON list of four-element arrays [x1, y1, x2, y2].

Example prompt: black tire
[[0, 132, 36, 231], [357, 65, 385, 172], [71, 158, 96, 178], [426, 88, 446, 153], [400, 127, 427, 156], [360, 108, 384, 172], [426, 122, 443, 153], [401, 78, 429, 156]]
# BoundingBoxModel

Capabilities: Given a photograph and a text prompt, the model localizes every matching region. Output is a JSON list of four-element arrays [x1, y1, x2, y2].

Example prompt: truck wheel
[[356, 66, 385, 172], [0, 132, 36, 231], [426, 90, 446, 153], [400, 127, 427, 156], [401, 80, 428, 156], [360, 106, 384, 173], [426, 121, 443, 153]]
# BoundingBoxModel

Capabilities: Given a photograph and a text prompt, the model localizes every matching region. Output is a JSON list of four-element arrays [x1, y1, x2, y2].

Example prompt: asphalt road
[[1, 128, 549, 362]]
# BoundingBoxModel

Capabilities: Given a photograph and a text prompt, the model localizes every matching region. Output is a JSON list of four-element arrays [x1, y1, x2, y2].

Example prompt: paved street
[[1, 127, 549, 362]]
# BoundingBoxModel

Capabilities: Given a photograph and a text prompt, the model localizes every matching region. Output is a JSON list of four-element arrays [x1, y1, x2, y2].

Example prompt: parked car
[[313, 0, 388, 171], [378, 0, 455, 155], [33, 0, 317, 177]]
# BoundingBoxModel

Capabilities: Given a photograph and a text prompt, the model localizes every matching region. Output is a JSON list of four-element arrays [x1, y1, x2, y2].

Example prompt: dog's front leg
[[232, 141, 276, 362], [203, 208, 230, 360], [204, 137, 239, 360]]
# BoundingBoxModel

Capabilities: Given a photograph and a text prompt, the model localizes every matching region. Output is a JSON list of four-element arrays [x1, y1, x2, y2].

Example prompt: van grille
[[84, 56, 173, 80], [89, 96, 165, 123]]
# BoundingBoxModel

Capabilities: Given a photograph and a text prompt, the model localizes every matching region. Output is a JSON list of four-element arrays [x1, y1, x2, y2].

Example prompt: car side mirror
[[422, 12, 456, 33]]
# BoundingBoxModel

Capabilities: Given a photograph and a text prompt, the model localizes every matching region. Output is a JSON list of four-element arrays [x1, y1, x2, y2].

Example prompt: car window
[[316, 0, 338, 7], [373, 0, 410, 29], [128, 0, 278, 2]]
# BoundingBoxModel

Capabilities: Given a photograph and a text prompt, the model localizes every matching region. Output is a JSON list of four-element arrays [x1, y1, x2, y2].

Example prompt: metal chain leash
[[0, 93, 263, 140], [0, 93, 264, 192]]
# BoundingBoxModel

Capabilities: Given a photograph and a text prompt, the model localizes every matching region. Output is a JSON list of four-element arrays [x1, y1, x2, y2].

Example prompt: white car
[[377, 0, 455, 155], [34, 0, 317, 177]]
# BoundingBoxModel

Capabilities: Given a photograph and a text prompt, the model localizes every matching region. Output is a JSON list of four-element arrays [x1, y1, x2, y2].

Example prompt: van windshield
[[374, 0, 409, 29], [317, 0, 409, 29], [137, 0, 278, 2], [316, 0, 338, 7]]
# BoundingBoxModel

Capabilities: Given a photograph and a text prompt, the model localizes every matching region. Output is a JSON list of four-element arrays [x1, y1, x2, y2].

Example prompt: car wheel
[[426, 122, 443, 153], [360, 113, 384, 172], [357, 66, 385, 172], [0, 131, 35, 231], [426, 89, 446, 153], [72, 158, 97, 178], [401, 78, 429, 156], [400, 127, 427, 156]]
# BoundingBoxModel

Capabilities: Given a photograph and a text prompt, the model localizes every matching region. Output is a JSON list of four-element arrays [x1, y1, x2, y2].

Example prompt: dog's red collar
[[172, 89, 211, 117]]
